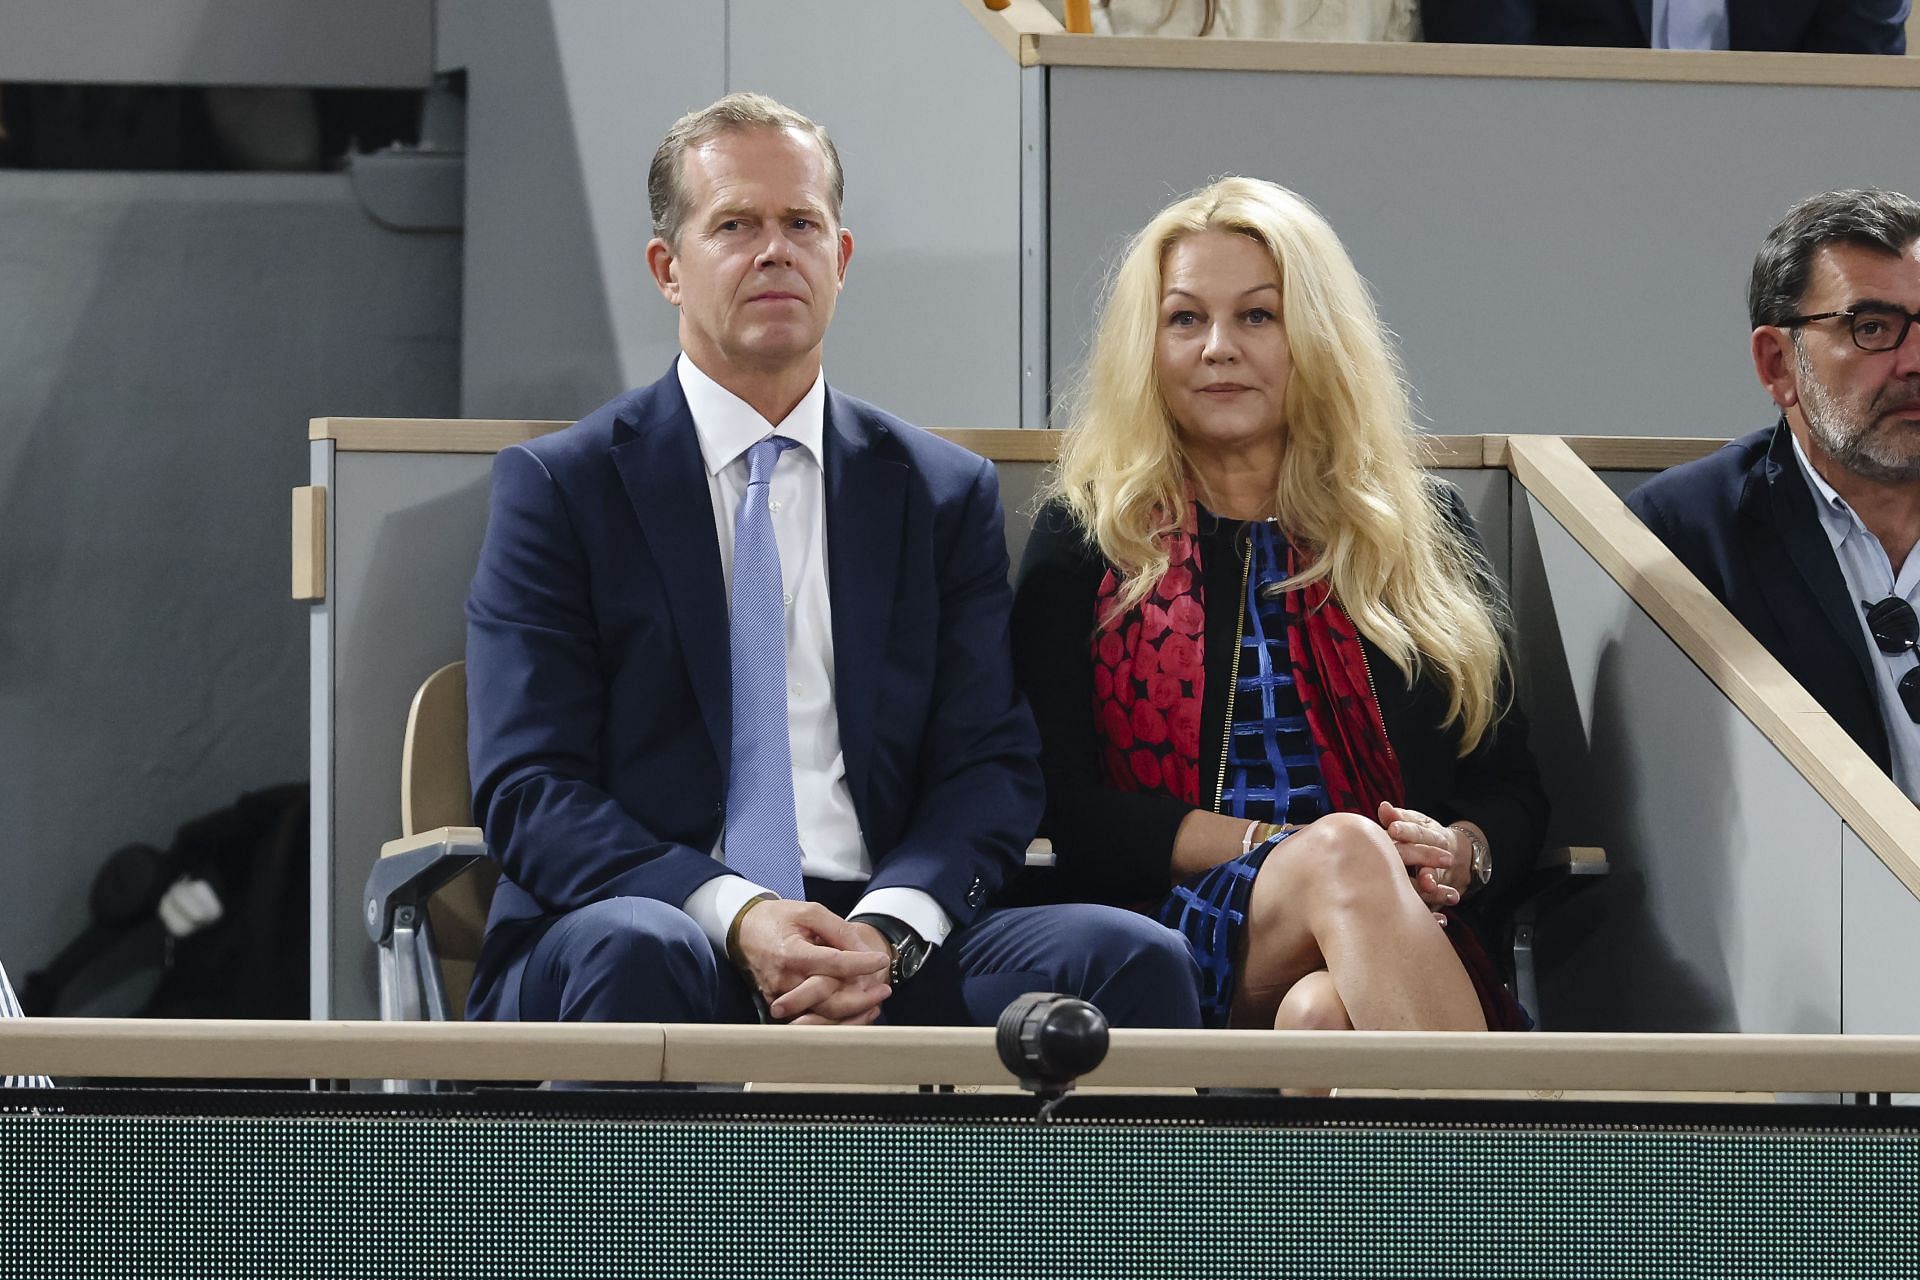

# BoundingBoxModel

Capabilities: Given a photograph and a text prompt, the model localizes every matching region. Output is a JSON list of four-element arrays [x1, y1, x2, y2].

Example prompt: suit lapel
[[1745, 420, 1879, 696], [608, 370, 732, 769], [824, 389, 907, 811]]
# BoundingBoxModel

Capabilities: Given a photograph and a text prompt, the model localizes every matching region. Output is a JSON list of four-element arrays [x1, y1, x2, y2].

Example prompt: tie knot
[[745, 435, 798, 487]]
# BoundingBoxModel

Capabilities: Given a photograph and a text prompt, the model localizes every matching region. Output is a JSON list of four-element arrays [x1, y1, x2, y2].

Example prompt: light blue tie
[[724, 435, 807, 901]]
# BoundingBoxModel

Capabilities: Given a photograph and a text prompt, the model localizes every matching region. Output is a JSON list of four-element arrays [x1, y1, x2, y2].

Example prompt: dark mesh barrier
[[3, 1089, 1918, 1279]]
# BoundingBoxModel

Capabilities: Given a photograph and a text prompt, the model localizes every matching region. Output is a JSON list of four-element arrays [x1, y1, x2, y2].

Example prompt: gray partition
[[1512, 489, 1846, 1032], [1045, 67, 1920, 441]]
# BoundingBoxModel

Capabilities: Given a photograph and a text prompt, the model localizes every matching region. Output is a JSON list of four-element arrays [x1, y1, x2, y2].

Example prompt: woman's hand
[[1377, 801, 1462, 916]]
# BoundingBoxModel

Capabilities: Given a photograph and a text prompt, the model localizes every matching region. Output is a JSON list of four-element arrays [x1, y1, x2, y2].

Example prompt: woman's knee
[[1280, 812, 1407, 915], [1274, 970, 1351, 1031]]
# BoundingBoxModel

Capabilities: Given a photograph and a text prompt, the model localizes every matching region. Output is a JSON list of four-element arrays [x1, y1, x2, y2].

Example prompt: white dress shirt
[[1, 956, 51, 1089], [674, 356, 953, 951], [1791, 435, 1920, 802]]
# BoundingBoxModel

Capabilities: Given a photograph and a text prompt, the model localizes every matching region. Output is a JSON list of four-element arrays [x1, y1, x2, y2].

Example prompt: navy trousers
[[505, 881, 1203, 1030]]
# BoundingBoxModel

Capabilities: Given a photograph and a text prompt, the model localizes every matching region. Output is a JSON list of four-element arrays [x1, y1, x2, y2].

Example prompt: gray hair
[[647, 91, 844, 247], [1749, 188, 1920, 329]]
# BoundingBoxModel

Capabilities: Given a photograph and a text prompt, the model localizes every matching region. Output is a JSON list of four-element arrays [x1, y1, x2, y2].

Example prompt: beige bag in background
[[1093, 0, 1420, 41]]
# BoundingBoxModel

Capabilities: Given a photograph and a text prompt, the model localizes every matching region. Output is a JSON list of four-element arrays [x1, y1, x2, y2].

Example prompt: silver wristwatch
[[1462, 826, 1492, 887]]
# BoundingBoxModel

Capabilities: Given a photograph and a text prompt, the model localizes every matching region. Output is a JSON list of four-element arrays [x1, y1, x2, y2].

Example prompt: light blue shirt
[[1652, 0, 1730, 48], [1, 957, 52, 1090], [1791, 435, 1920, 802]]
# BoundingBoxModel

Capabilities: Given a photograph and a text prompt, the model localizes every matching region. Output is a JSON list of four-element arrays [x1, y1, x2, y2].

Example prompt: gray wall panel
[[1513, 489, 1844, 1031], [1047, 66, 1915, 439], [0, 0, 432, 87], [1841, 825, 1920, 1035], [0, 172, 458, 987], [325, 453, 493, 1018], [440, 0, 725, 419], [445, 0, 1023, 427], [728, 0, 1024, 429]]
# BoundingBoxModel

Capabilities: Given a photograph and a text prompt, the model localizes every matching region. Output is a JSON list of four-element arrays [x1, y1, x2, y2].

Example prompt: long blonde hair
[[1045, 177, 1506, 752]]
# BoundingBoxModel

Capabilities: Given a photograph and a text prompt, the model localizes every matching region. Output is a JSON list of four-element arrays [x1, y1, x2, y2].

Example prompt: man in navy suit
[[1628, 189, 1920, 800], [463, 92, 1201, 1031], [1422, 0, 1907, 51]]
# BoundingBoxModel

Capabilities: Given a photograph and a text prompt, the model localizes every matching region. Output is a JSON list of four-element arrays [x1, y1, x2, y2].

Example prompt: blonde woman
[[1011, 178, 1545, 1033]]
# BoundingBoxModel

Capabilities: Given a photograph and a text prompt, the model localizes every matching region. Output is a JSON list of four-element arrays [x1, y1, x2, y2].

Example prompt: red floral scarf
[[1090, 502, 1403, 815]]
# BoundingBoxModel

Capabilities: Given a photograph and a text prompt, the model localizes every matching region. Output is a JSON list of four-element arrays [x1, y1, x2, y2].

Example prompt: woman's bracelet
[[1240, 821, 1287, 855]]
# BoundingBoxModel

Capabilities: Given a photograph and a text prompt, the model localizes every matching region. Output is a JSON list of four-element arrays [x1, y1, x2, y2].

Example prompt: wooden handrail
[[965, 0, 1063, 63], [9, 1019, 1920, 1090]]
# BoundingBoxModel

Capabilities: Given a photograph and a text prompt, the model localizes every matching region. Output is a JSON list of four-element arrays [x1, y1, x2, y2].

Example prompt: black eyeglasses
[[1862, 596, 1920, 723], [1782, 305, 1920, 353]]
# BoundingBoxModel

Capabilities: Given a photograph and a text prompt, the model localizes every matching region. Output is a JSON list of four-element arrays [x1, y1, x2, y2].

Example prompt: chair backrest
[[397, 661, 498, 1018]]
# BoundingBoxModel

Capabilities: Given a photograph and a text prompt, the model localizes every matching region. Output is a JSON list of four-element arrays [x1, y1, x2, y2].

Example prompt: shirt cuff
[[683, 874, 775, 950], [849, 887, 953, 949]]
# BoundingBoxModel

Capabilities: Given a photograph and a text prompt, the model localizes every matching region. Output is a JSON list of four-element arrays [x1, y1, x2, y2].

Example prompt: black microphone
[[996, 992, 1109, 1101]]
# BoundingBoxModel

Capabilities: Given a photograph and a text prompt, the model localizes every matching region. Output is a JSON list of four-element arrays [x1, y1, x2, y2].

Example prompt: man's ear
[[646, 236, 681, 306], [836, 226, 855, 285], [1751, 326, 1800, 411]]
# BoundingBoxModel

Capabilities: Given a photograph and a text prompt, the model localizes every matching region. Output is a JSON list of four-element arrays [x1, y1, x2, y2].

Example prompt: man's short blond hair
[[647, 92, 844, 246]]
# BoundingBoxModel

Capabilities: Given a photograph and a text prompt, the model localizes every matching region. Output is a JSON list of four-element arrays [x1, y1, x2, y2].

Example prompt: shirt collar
[[677, 354, 826, 477], [1788, 430, 1862, 555]]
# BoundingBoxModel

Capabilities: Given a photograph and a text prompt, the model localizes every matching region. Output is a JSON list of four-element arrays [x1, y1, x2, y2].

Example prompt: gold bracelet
[[725, 893, 775, 967]]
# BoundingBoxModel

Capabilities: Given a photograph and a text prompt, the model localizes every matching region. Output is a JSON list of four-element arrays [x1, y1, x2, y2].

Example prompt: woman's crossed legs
[[1231, 811, 1485, 1032]]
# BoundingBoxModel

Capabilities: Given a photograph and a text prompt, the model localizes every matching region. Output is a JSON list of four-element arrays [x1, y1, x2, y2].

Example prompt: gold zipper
[[1355, 636, 1399, 766], [1212, 528, 1254, 813]]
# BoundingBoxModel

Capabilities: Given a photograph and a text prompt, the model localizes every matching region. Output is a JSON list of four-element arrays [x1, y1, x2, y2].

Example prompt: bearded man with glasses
[[1630, 187, 1920, 800]]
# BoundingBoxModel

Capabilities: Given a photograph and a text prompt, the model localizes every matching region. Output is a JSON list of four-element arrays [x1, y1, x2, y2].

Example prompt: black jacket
[[1627, 419, 1891, 772], [1009, 493, 1549, 927]]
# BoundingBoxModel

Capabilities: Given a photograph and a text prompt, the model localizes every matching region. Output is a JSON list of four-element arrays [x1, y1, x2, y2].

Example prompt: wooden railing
[[8, 1018, 1920, 1090]]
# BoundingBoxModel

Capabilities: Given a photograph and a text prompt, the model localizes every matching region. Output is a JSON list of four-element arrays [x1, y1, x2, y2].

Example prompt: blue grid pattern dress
[[1154, 523, 1329, 1027]]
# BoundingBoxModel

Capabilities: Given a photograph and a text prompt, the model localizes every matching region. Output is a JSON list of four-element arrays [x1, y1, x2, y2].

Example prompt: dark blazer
[[1009, 491, 1549, 929], [1626, 419, 1891, 772], [1422, 0, 1907, 52], [463, 364, 1043, 1017]]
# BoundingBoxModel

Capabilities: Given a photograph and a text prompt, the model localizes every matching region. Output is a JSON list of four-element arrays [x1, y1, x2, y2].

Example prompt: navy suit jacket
[[462, 365, 1044, 1018], [1422, 0, 1907, 52], [1626, 420, 1892, 773]]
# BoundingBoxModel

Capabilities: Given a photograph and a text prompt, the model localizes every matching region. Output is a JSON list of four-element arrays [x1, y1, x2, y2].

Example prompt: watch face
[[894, 940, 930, 983]]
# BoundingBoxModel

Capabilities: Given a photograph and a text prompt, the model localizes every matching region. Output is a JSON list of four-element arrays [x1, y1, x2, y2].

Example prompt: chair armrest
[[365, 826, 491, 944], [1510, 845, 1609, 923], [1542, 845, 1609, 877], [1023, 838, 1055, 869]]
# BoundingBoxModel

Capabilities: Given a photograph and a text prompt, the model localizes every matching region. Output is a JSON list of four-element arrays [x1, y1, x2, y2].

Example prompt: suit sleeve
[[860, 458, 1045, 923], [1011, 502, 1194, 904], [465, 445, 729, 915], [1801, 0, 1907, 52], [1429, 483, 1550, 921]]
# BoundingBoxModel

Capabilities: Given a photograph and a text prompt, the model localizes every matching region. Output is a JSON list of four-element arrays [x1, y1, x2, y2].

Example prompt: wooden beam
[[290, 485, 326, 602], [1027, 33, 1920, 87]]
